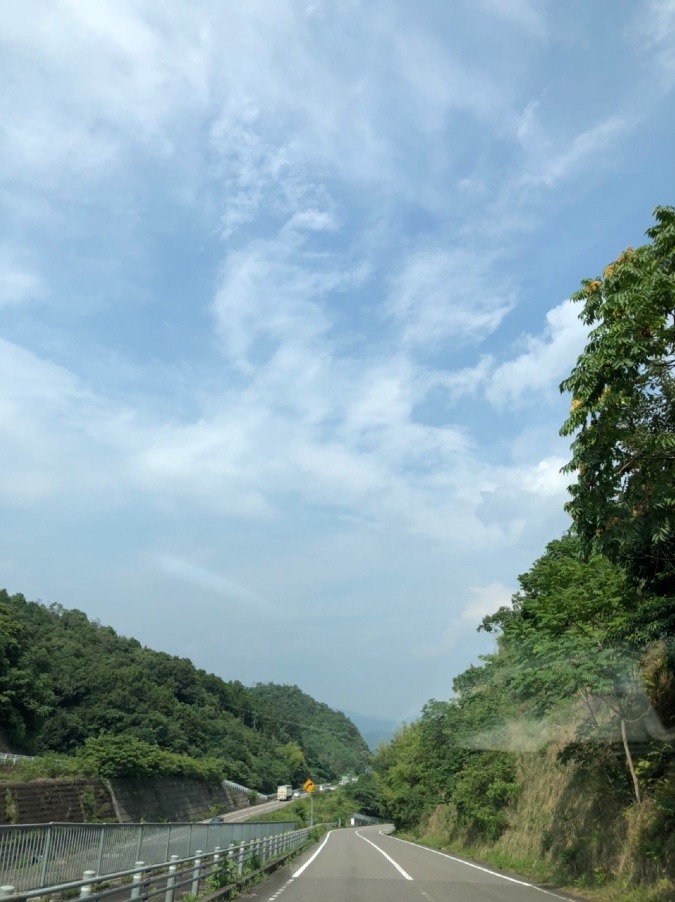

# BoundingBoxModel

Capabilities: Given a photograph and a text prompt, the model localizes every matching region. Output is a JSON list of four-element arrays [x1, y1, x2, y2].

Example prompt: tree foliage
[[480, 535, 636, 711], [248, 683, 370, 779], [560, 205, 675, 603]]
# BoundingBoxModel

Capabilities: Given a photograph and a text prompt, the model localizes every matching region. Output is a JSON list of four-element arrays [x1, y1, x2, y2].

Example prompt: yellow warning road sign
[[303, 779, 315, 793]]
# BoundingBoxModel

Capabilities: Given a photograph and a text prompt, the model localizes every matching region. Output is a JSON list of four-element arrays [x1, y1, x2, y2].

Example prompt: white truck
[[276, 784, 293, 801]]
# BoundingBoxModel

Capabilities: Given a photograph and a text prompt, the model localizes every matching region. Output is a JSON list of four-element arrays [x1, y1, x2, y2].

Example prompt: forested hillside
[[0, 589, 369, 791], [248, 683, 369, 779], [372, 208, 675, 900]]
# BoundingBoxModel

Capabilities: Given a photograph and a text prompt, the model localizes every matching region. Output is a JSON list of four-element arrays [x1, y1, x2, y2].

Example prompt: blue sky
[[1, 0, 674, 723]]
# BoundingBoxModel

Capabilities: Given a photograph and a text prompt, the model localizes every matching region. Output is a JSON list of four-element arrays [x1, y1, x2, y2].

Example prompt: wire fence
[[0, 820, 297, 893], [0, 826, 317, 902]]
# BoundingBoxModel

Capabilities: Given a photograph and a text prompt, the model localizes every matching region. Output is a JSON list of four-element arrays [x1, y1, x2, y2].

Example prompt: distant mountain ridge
[[344, 710, 399, 751]]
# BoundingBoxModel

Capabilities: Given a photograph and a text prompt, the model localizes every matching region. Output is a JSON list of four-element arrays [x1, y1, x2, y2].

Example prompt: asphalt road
[[252, 825, 579, 902], [214, 796, 300, 822]]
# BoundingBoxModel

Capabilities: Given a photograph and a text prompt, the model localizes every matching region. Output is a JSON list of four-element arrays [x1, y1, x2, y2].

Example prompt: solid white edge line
[[292, 830, 332, 878], [356, 829, 413, 880], [380, 833, 571, 900]]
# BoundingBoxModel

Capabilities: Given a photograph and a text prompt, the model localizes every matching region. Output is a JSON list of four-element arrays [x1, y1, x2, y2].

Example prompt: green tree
[[0, 596, 53, 750], [560, 205, 675, 607], [481, 535, 650, 802], [342, 772, 383, 817]]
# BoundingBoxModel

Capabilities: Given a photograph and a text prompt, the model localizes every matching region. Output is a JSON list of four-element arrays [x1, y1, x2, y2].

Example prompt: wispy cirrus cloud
[[0, 247, 44, 308], [520, 115, 629, 189], [638, 0, 675, 87], [156, 554, 272, 610], [387, 248, 515, 350]]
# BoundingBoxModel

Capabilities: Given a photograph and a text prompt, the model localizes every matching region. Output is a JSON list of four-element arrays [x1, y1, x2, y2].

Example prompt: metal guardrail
[[0, 820, 297, 893], [0, 756, 34, 765], [0, 826, 317, 902], [221, 778, 266, 802], [349, 812, 387, 826]]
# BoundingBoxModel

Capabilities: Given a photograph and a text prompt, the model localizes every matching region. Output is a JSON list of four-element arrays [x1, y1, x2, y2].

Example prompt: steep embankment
[[417, 741, 674, 896], [0, 774, 251, 824]]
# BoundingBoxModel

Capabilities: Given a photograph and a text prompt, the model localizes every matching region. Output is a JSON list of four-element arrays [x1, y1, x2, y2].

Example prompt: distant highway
[[213, 795, 304, 822], [255, 824, 578, 902]]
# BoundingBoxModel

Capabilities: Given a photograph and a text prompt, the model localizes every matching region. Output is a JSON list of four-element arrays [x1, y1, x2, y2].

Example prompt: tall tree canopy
[[560, 206, 675, 605]]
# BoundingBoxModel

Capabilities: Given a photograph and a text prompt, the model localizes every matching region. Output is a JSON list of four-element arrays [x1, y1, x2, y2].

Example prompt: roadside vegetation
[[370, 207, 675, 901]]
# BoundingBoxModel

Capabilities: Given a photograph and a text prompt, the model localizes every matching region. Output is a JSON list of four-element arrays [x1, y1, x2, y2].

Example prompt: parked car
[[209, 815, 225, 824]]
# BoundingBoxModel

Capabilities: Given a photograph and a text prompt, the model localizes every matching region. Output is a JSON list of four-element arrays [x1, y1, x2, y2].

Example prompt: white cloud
[[486, 299, 588, 407], [461, 582, 513, 622], [156, 554, 272, 610], [474, 0, 547, 39], [415, 582, 513, 658], [213, 239, 338, 373], [520, 115, 628, 189], [0, 338, 129, 503], [519, 456, 569, 498], [639, 0, 675, 86], [387, 248, 515, 349], [516, 100, 546, 154], [0, 247, 44, 307], [431, 357, 494, 402]]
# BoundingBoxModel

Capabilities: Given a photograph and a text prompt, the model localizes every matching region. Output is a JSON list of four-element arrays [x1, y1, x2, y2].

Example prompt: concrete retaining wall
[[0, 778, 115, 825], [107, 777, 249, 823], [0, 778, 250, 824]]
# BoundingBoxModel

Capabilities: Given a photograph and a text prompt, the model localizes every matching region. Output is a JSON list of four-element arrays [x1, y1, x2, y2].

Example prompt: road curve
[[256, 825, 580, 902]]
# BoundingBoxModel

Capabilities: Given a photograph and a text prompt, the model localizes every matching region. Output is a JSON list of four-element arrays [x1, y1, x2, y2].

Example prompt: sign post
[[303, 779, 315, 826]]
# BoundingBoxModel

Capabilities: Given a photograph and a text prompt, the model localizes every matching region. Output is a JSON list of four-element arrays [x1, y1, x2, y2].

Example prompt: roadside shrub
[[77, 734, 226, 781], [451, 752, 520, 841]]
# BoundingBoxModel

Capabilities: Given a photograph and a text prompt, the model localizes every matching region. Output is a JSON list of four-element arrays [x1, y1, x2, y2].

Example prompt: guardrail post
[[0, 888, 16, 899], [135, 826, 144, 862], [96, 828, 106, 876], [131, 861, 145, 901], [79, 870, 96, 898], [40, 823, 53, 886], [213, 845, 221, 864], [164, 854, 179, 902], [236, 842, 244, 877], [191, 851, 203, 896]]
